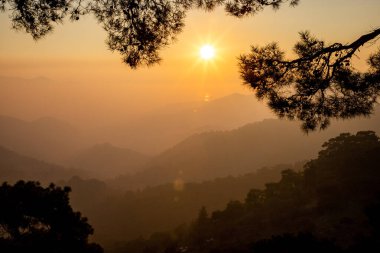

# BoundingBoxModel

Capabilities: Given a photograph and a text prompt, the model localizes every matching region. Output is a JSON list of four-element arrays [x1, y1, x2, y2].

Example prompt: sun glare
[[200, 44, 215, 60]]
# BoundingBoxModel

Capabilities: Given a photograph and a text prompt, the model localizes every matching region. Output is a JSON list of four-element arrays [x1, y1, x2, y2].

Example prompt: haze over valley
[[1, 1, 380, 252], [1, 81, 379, 250]]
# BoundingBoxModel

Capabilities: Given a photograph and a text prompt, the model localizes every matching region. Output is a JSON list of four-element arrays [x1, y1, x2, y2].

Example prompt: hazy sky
[[0, 0, 379, 125]]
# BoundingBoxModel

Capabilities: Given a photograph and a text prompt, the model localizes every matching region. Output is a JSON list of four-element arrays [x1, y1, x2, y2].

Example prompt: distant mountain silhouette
[[0, 115, 87, 163], [0, 93, 273, 162], [1, 75, 273, 155], [94, 93, 273, 154], [112, 110, 380, 190], [1, 93, 379, 186], [0, 145, 86, 183], [65, 143, 149, 179], [0, 75, 53, 84]]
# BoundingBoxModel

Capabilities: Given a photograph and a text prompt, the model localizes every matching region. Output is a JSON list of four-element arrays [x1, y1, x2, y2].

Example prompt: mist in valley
[[1, 1, 380, 252], [1, 74, 380, 252]]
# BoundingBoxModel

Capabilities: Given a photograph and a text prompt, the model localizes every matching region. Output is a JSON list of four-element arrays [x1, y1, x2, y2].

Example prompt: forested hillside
[[113, 131, 380, 253], [63, 165, 289, 245]]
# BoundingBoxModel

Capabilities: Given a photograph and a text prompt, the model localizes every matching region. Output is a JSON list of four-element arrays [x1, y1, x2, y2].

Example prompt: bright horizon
[[1, 0, 380, 126], [1, 3, 380, 251]]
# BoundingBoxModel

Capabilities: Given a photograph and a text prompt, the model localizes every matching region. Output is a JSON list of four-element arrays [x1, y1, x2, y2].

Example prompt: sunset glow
[[200, 44, 215, 60], [0, 1, 380, 252]]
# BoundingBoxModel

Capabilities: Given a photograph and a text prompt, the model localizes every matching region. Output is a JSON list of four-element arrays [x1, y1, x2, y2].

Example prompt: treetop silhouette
[[1, 0, 379, 131], [0, 181, 103, 253]]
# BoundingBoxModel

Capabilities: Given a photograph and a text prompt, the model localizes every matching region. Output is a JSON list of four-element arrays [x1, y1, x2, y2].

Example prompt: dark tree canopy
[[0, 0, 299, 67], [240, 29, 380, 132], [1, 0, 379, 131], [0, 181, 103, 253]]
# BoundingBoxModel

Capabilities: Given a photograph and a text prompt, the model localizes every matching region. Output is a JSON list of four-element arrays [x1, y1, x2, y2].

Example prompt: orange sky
[[0, 0, 379, 125]]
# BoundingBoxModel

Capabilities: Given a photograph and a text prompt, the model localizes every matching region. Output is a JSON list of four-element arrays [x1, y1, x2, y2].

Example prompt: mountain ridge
[[111, 111, 380, 190]]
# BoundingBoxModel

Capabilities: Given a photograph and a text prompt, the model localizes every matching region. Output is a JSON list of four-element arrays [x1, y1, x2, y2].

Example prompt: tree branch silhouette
[[0, 0, 298, 67], [1, 0, 379, 130], [239, 29, 380, 131]]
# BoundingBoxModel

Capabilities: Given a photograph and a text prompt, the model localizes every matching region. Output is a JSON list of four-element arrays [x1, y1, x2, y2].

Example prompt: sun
[[199, 44, 215, 60]]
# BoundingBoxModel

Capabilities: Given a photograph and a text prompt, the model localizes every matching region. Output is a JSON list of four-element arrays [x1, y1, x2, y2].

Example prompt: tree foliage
[[0, 181, 103, 253], [1, 0, 379, 130], [240, 30, 380, 131], [0, 0, 299, 67]]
